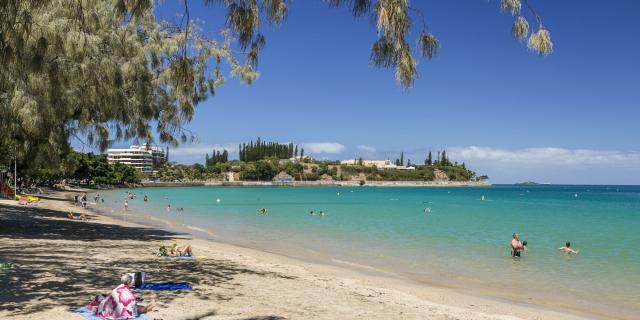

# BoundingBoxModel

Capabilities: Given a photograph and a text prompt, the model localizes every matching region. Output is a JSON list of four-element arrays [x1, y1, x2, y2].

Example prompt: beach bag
[[127, 272, 146, 288]]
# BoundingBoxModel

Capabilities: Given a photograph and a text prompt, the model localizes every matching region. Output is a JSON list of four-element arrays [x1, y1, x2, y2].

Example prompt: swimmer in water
[[423, 207, 431, 214], [559, 242, 579, 254], [319, 211, 325, 216], [166, 204, 171, 212], [259, 208, 268, 215], [309, 210, 316, 216]]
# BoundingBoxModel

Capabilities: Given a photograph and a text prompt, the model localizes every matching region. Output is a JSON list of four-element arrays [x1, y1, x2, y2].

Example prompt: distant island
[[515, 181, 540, 185]]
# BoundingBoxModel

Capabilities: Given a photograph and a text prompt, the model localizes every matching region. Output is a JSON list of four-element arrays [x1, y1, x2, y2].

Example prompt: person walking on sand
[[511, 232, 525, 257], [559, 242, 579, 254], [124, 200, 128, 211], [81, 193, 88, 208]]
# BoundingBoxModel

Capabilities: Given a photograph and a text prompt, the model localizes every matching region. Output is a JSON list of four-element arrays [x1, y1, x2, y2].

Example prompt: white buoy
[[481, 195, 485, 201], [216, 198, 221, 203], [337, 192, 340, 196]]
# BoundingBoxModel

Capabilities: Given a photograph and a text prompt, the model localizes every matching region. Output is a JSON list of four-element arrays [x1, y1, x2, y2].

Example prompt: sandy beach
[[1, 190, 593, 320]]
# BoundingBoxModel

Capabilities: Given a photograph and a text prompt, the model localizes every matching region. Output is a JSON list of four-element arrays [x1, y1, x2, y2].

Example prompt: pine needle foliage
[[512, 16, 529, 40], [501, 0, 521, 16], [0, 0, 554, 169], [418, 32, 439, 60], [528, 27, 553, 56]]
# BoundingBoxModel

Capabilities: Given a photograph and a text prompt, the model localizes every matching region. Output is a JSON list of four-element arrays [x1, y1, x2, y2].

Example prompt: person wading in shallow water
[[559, 242, 579, 254], [511, 232, 525, 257]]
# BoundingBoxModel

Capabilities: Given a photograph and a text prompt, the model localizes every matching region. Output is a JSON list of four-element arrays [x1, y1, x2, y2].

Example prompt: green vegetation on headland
[[155, 140, 486, 183], [3, 138, 485, 188]]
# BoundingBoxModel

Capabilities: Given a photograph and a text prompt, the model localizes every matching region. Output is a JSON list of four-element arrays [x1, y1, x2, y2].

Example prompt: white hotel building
[[107, 145, 166, 173]]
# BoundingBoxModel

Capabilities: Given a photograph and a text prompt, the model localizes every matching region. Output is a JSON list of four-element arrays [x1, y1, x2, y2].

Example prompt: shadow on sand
[[0, 203, 293, 319]]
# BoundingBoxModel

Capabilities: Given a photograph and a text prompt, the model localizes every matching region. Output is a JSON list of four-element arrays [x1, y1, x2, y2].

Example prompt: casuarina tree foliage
[[0, 0, 551, 169]]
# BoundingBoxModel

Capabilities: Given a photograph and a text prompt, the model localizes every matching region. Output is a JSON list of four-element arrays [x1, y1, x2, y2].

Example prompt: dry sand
[[0, 191, 592, 320]]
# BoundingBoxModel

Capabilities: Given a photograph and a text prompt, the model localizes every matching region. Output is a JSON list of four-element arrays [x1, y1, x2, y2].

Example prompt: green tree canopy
[[1, 0, 551, 169]]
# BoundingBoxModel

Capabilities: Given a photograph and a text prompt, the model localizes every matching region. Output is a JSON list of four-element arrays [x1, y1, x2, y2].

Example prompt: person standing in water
[[143, 195, 148, 202], [511, 232, 525, 257], [166, 204, 171, 212], [559, 242, 579, 254], [124, 200, 128, 211]]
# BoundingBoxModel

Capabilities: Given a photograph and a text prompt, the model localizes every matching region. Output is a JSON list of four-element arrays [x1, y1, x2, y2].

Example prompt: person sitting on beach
[[511, 233, 524, 257], [88, 273, 156, 319], [168, 243, 193, 257], [559, 242, 579, 254]]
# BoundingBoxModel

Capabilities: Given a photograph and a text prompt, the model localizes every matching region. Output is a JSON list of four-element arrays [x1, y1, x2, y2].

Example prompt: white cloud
[[448, 146, 640, 167], [301, 142, 347, 154], [357, 145, 377, 153]]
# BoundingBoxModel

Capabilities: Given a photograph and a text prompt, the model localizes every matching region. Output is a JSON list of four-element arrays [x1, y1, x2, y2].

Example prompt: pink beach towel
[[87, 284, 138, 319]]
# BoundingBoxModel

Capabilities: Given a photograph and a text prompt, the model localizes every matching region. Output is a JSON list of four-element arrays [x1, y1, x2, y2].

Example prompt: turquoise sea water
[[99, 185, 640, 316]]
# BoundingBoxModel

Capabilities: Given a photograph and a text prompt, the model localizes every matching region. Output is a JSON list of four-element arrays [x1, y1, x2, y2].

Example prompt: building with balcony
[[107, 145, 166, 173]]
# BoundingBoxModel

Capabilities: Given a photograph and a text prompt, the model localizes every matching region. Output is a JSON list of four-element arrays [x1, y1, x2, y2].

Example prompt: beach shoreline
[[0, 189, 615, 320], [139, 180, 492, 188]]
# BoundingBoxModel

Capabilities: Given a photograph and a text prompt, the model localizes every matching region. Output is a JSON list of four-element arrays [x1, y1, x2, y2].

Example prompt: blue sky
[[92, 0, 640, 184]]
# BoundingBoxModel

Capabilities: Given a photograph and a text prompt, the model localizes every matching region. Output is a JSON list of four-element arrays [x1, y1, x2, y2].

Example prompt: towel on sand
[[137, 282, 192, 291], [71, 307, 152, 320], [162, 255, 193, 259]]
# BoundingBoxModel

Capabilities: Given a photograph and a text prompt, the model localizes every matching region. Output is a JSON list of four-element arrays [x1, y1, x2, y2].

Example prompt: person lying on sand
[[559, 242, 579, 254], [158, 243, 194, 257], [88, 274, 156, 318], [170, 243, 193, 257], [67, 211, 87, 221]]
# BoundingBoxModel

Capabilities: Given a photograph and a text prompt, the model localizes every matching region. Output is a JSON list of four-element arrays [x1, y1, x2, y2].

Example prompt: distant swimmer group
[[309, 210, 326, 216], [511, 231, 579, 258]]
